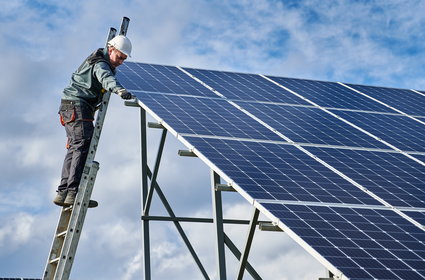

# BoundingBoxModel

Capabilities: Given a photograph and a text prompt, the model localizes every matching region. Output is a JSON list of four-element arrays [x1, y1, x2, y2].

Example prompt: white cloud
[[1, 0, 425, 279], [0, 213, 34, 252], [122, 251, 142, 280]]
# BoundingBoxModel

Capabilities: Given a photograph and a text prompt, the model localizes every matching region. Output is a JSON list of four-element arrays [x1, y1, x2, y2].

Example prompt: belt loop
[[61, 99, 77, 105]]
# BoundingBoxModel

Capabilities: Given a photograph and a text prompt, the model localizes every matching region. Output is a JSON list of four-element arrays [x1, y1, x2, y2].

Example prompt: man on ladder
[[53, 31, 133, 208], [44, 17, 133, 280]]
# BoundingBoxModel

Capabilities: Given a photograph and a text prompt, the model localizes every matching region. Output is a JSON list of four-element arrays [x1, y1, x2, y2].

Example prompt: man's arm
[[93, 62, 133, 99]]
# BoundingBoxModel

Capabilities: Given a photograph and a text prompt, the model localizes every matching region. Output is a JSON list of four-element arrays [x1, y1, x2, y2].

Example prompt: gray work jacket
[[62, 48, 124, 109]]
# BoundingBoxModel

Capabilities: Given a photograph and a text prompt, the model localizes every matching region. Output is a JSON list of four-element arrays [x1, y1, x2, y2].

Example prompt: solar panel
[[331, 110, 425, 153], [183, 67, 310, 104], [118, 61, 425, 279], [413, 154, 425, 164], [402, 211, 425, 227], [306, 147, 425, 208], [0, 278, 41, 280], [132, 91, 282, 141], [345, 83, 425, 117], [117, 62, 216, 97], [261, 203, 425, 280], [234, 101, 388, 148], [266, 76, 395, 112], [184, 136, 382, 205]]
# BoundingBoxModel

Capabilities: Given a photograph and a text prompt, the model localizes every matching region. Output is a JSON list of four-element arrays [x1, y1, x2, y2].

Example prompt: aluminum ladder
[[42, 17, 130, 280]]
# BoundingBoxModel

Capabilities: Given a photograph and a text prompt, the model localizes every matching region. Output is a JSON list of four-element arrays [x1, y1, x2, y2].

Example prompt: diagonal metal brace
[[144, 166, 210, 280], [237, 208, 260, 280], [143, 128, 167, 215], [223, 234, 262, 280]]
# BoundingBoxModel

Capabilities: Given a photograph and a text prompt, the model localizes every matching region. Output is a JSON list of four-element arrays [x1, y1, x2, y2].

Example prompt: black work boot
[[53, 190, 68, 206]]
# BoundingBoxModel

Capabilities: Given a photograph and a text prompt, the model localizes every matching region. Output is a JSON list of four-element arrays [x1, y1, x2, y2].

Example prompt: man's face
[[109, 48, 127, 68]]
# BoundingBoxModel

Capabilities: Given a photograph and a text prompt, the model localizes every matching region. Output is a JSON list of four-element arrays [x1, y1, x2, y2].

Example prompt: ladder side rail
[[43, 18, 126, 279], [54, 161, 100, 279], [53, 88, 112, 279], [43, 207, 72, 279], [56, 17, 131, 277], [85, 90, 112, 166], [43, 44, 114, 280]]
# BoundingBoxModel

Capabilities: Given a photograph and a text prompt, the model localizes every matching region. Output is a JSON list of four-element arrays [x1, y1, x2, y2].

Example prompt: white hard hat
[[108, 35, 132, 57]]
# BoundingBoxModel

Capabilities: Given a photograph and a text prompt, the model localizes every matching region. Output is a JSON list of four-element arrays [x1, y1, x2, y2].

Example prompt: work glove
[[115, 88, 133, 100]]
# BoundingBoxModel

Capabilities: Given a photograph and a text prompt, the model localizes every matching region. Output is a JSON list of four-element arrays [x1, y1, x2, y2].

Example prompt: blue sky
[[1, 1, 425, 279]]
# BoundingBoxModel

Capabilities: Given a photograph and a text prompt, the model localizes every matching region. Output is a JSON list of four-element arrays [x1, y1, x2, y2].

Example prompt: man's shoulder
[[94, 60, 114, 71], [87, 48, 108, 64]]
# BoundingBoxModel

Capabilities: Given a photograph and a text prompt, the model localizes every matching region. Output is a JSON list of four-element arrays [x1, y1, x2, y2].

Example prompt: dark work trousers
[[58, 100, 94, 193]]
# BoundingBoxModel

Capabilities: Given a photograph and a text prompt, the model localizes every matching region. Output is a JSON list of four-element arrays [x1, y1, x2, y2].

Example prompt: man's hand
[[115, 88, 133, 100]]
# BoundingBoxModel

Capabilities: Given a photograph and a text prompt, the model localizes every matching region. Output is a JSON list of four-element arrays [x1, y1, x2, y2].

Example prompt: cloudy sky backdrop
[[1, 0, 425, 279]]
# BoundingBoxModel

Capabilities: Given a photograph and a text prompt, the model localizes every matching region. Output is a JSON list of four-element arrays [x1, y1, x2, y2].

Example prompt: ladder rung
[[49, 257, 60, 264], [56, 231, 67, 238], [43, 20, 129, 280]]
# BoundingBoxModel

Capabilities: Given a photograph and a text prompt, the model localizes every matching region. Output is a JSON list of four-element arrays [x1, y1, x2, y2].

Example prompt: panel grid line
[[411, 89, 425, 98], [117, 62, 425, 280], [340, 82, 425, 125], [133, 88, 416, 118], [256, 199, 425, 230], [262, 75, 425, 167], [179, 133, 425, 156], [176, 69, 425, 231], [262, 203, 425, 279]]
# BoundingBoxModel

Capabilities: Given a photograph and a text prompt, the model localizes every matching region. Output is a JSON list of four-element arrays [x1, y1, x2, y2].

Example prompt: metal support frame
[[211, 171, 227, 279], [224, 234, 262, 280], [140, 108, 150, 280], [143, 128, 167, 215], [259, 222, 283, 232], [237, 208, 260, 280], [318, 270, 335, 280], [132, 115, 266, 279]]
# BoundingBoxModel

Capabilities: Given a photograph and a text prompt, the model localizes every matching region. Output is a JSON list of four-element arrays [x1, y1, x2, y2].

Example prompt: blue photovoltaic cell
[[412, 154, 425, 164], [267, 76, 394, 113], [183, 67, 310, 105], [117, 62, 216, 97], [185, 136, 381, 205], [346, 84, 425, 117], [263, 203, 425, 280], [306, 147, 425, 208], [132, 92, 282, 141], [402, 211, 425, 227], [331, 110, 425, 153], [235, 101, 388, 149], [117, 62, 425, 279]]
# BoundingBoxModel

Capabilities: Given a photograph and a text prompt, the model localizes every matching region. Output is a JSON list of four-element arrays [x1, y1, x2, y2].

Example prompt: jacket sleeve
[[93, 61, 124, 93]]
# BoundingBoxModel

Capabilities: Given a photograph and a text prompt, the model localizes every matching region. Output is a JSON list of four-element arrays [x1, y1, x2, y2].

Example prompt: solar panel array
[[117, 62, 425, 280], [0, 278, 41, 280]]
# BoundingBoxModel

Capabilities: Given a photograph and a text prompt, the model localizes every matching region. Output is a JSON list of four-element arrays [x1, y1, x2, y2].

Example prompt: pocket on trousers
[[59, 104, 76, 126]]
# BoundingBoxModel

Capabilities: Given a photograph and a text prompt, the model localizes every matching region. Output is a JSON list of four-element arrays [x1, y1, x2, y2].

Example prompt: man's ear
[[107, 47, 113, 56]]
